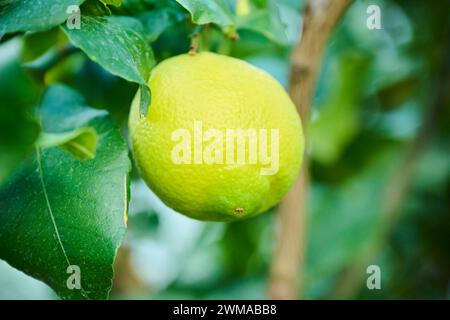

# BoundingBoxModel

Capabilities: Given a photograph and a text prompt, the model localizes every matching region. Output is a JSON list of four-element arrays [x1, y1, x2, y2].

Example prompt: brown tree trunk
[[269, 0, 353, 300]]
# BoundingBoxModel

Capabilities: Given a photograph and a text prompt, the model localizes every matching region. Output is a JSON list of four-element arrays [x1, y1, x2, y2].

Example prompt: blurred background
[[0, 0, 449, 299]]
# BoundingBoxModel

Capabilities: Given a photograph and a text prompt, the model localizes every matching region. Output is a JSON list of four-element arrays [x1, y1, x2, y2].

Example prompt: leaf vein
[[36, 147, 90, 299]]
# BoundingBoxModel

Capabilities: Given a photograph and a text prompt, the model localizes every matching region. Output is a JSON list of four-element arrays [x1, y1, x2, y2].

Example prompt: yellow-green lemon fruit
[[129, 52, 304, 221]]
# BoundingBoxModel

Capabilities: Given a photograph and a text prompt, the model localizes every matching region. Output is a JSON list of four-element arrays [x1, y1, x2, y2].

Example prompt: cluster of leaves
[[0, 0, 298, 299]]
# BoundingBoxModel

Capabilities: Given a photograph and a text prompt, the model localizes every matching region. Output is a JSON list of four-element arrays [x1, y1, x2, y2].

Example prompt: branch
[[269, 0, 353, 300]]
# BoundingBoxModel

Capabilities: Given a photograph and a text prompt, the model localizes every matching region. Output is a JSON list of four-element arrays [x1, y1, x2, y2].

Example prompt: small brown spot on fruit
[[234, 208, 244, 214]]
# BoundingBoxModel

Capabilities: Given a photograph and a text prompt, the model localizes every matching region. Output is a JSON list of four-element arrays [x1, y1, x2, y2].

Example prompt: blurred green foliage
[[0, 0, 448, 299]]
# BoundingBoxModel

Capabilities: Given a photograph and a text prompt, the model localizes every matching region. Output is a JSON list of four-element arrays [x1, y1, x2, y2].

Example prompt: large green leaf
[[0, 84, 131, 299], [0, 0, 86, 36], [0, 39, 40, 185], [62, 15, 154, 116], [175, 0, 234, 27]]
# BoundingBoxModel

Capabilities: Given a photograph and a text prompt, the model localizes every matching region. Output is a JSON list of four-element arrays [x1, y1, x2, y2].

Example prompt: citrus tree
[[1, 0, 449, 300], [0, 0, 305, 299]]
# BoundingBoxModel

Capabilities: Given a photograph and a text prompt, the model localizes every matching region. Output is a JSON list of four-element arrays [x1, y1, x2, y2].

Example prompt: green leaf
[[139, 7, 189, 42], [62, 15, 154, 116], [81, 0, 112, 16], [61, 16, 153, 84], [100, 0, 122, 6], [0, 84, 131, 299], [21, 28, 62, 63], [310, 54, 371, 165], [0, 39, 40, 185], [236, 0, 288, 45], [38, 127, 99, 161], [175, 0, 234, 27], [0, 0, 86, 36]]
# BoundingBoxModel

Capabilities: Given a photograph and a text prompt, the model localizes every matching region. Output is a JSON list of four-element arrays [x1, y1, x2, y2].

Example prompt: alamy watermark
[[366, 265, 381, 290], [171, 121, 280, 176], [66, 265, 81, 290], [66, 5, 81, 30], [366, 4, 382, 30]]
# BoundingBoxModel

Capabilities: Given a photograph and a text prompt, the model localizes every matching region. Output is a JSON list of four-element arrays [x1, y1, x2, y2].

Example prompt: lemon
[[129, 52, 304, 221]]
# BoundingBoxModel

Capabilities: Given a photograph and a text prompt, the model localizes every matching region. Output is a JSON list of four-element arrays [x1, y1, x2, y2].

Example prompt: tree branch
[[269, 0, 353, 300]]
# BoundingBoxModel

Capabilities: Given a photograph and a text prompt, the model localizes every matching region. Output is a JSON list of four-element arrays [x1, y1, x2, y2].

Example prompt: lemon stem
[[189, 25, 203, 55]]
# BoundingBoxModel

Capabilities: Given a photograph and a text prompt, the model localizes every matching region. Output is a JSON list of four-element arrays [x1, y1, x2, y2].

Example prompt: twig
[[269, 0, 353, 300], [189, 25, 202, 55]]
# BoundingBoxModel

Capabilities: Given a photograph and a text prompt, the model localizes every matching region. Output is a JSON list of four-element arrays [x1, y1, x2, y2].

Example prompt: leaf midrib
[[36, 147, 90, 299]]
